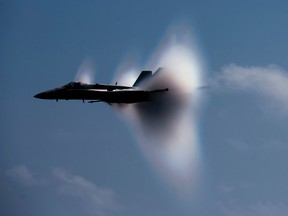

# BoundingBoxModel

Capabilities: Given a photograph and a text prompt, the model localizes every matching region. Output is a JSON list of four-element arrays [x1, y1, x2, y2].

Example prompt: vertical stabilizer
[[133, 71, 152, 87]]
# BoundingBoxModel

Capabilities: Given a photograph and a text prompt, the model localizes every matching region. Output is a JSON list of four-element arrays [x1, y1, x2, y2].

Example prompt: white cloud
[[218, 185, 234, 194], [6, 166, 119, 216], [6, 165, 48, 186], [52, 167, 118, 216], [223, 202, 288, 216], [226, 139, 251, 152], [216, 64, 288, 114]]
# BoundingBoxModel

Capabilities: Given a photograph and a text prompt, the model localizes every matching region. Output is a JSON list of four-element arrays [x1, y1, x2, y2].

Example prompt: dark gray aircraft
[[34, 69, 169, 104]]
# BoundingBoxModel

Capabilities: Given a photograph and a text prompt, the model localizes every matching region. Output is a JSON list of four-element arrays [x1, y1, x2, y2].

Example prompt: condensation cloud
[[114, 25, 205, 194], [74, 59, 95, 84]]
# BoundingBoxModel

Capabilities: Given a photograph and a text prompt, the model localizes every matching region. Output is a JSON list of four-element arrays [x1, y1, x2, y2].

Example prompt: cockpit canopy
[[63, 82, 82, 88]]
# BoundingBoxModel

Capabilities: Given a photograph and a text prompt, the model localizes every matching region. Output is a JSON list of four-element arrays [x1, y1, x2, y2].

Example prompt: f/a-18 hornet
[[34, 68, 169, 104]]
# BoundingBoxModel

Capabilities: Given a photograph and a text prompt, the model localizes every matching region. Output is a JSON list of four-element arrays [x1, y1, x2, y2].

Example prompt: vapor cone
[[116, 26, 205, 194]]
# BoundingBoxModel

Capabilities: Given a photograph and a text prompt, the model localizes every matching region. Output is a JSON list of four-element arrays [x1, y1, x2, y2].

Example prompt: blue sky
[[2, 1, 288, 216]]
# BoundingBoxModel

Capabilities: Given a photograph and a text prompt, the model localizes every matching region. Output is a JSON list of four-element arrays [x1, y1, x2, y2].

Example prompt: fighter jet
[[34, 68, 169, 104]]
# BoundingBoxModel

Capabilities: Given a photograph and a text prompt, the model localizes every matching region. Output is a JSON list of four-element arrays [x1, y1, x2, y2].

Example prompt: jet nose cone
[[34, 90, 53, 99], [34, 93, 42, 99], [34, 92, 44, 99]]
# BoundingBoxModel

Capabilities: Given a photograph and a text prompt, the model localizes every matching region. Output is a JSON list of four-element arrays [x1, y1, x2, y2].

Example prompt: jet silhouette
[[34, 68, 169, 104]]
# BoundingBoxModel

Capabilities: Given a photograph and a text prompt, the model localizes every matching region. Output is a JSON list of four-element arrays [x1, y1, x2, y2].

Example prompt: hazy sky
[[2, 1, 288, 216]]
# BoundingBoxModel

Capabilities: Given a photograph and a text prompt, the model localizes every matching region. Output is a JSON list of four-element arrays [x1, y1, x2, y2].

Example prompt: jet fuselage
[[34, 81, 168, 104]]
